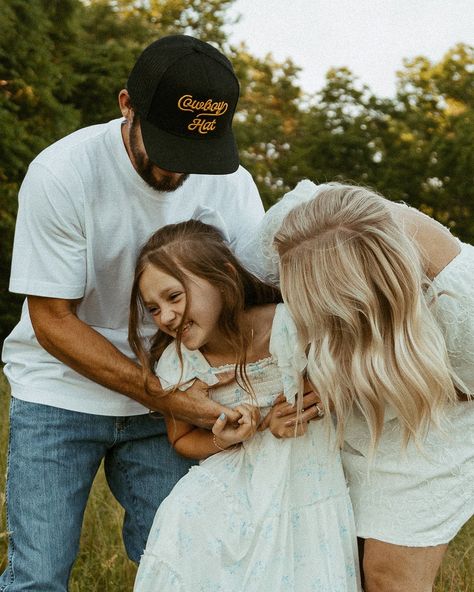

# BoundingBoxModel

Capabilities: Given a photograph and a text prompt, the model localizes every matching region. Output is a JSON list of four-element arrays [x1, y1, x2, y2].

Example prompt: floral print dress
[[134, 304, 361, 592]]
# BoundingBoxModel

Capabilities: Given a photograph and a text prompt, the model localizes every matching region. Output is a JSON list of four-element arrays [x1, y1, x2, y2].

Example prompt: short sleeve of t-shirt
[[9, 161, 87, 299], [184, 166, 265, 272], [225, 168, 264, 259]]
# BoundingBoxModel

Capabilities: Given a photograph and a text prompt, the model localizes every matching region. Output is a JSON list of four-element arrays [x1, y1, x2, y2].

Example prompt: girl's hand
[[212, 404, 260, 450]]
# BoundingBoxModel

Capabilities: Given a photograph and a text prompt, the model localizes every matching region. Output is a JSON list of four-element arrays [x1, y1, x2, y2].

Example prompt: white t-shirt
[[2, 118, 264, 416]]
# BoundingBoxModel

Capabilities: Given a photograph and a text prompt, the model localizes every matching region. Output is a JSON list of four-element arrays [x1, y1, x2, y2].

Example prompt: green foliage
[[388, 43, 474, 238], [0, 184, 23, 336], [278, 45, 474, 243], [0, 0, 83, 340], [0, 0, 81, 182], [232, 45, 302, 207], [285, 68, 387, 186]]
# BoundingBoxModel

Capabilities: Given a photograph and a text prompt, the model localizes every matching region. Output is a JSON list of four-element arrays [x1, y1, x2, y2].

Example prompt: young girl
[[242, 180, 474, 592], [129, 220, 362, 592]]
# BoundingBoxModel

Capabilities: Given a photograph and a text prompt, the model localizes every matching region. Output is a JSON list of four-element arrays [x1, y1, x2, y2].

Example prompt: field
[[0, 375, 472, 591]]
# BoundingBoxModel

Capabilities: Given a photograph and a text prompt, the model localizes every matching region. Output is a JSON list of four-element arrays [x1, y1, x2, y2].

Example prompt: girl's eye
[[169, 292, 183, 301], [148, 307, 160, 316]]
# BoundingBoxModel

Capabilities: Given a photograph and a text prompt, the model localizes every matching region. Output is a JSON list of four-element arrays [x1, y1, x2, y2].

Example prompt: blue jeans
[[0, 397, 195, 592]]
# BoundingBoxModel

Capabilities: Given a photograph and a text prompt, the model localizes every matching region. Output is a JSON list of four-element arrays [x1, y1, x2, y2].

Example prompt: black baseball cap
[[127, 35, 240, 175]]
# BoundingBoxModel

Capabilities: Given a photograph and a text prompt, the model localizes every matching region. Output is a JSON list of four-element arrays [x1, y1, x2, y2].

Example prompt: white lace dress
[[134, 304, 361, 592], [240, 179, 474, 547]]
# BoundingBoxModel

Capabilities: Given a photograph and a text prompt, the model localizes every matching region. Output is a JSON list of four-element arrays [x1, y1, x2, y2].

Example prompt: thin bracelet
[[212, 434, 237, 452]]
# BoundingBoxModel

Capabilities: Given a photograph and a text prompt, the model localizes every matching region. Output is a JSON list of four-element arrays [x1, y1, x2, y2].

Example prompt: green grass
[[0, 374, 472, 591]]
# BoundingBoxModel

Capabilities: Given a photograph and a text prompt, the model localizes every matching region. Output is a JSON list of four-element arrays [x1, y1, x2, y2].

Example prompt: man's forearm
[[32, 306, 159, 406], [27, 296, 227, 426]]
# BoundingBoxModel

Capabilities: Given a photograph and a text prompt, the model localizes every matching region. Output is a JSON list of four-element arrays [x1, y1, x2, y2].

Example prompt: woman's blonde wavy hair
[[274, 183, 457, 451]]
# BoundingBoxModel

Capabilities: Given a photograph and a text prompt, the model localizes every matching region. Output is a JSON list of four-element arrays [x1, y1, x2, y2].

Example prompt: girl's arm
[[165, 404, 260, 460], [165, 417, 225, 460]]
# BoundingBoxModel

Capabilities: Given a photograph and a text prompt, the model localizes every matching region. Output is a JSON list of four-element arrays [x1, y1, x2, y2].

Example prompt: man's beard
[[129, 118, 189, 192]]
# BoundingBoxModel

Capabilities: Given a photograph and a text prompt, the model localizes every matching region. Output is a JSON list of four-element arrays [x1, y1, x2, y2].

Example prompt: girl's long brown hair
[[129, 220, 281, 395]]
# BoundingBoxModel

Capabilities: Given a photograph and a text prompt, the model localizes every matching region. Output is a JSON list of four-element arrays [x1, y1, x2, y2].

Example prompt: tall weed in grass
[[434, 520, 474, 592], [0, 373, 472, 590]]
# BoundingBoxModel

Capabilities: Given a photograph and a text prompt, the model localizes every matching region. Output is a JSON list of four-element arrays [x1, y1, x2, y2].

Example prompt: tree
[[0, 0, 83, 341], [389, 43, 474, 240], [232, 46, 303, 207], [286, 45, 474, 243], [286, 68, 395, 193]]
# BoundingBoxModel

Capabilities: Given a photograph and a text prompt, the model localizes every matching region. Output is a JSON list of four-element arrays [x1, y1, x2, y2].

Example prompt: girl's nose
[[161, 307, 177, 324]]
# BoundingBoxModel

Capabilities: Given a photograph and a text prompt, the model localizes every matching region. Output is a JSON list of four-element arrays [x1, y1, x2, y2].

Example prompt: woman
[[241, 180, 474, 592]]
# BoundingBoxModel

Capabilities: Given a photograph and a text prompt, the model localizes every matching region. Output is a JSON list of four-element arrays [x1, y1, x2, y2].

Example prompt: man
[[1, 35, 264, 591]]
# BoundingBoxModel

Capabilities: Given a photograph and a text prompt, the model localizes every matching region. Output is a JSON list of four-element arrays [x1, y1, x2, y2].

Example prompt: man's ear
[[118, 89, 133, 120]]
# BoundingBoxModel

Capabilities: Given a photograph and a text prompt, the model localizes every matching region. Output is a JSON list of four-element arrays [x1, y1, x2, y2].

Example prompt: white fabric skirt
[[342, 401, 474, 546], [135, 423, 361, 591]]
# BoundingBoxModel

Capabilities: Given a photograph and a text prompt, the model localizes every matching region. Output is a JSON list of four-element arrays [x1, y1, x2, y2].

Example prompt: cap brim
[[140, 118, 240, 175]]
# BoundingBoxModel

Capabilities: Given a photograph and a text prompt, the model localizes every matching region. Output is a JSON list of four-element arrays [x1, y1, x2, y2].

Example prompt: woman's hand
[[211, 404, 260, 450], [264, 397, 310, 438], [259, 382, 326, 439]]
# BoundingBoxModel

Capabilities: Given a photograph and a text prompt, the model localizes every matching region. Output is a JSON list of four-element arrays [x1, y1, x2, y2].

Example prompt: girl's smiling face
[[138, 263, 224, 353]]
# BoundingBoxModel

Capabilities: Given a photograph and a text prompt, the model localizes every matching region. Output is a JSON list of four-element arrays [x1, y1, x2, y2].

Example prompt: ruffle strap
[[269, 304, 308, 404], [155, 343, 220, 391]]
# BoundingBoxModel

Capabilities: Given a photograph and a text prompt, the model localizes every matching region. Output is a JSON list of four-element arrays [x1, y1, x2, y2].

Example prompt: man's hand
[[166, 377, 241, 427], [212, 404, 260, 449]]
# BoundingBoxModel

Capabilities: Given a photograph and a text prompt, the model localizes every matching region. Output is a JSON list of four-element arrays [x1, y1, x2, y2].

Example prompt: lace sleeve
[[429, 242, 474, 394], [238, 180, 327, 285], [268, 304, 308, 404]]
